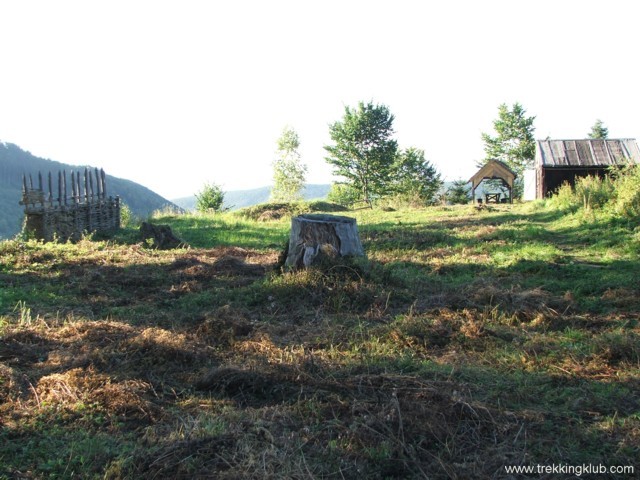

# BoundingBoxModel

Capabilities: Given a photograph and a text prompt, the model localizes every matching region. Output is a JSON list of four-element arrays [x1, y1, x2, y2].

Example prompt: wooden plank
[[564, 140, 578, 164], [576, 140, 593, 165]]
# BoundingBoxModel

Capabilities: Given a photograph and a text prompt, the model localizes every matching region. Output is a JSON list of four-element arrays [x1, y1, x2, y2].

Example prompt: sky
[[1, 0, 638, 200]]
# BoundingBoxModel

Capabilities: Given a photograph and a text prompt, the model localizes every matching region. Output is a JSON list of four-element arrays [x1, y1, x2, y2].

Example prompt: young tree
[[481, 102, 536, 198], [324, 101, 398, 205], [391, 147, 442, 205], [271, 126, 307, 202], [195, 182, 225, 213], [446, 179, 471, 204], [588, 119, 609, 139], [326, 183, 360, 206]]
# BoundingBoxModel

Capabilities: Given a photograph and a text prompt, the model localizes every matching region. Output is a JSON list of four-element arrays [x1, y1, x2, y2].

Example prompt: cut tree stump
[[284, 214, 365, 269], [140, 222, 185, 249]]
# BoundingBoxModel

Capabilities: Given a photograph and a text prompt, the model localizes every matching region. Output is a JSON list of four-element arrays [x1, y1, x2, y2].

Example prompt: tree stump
[[284, 214, 365, 269], [140, 222, 185, 249]]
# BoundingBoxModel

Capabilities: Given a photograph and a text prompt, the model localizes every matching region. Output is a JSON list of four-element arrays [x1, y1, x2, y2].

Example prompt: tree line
[[194, 101, 611, 212]]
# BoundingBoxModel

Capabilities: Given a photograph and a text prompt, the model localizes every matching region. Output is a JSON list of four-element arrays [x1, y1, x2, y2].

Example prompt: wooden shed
[[469, 160, 516, 204], [528, 138, 640, 199]]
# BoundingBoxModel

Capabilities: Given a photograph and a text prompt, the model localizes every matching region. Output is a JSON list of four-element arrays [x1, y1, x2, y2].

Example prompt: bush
[[327, 183, 360, 206], [612, 165, 640, 218], [546, 165, 640, 219], [574, 174, 615, 211], [195, 183, 225, 213], [547, 182, 580, 211], [120, 201, 133, 227]]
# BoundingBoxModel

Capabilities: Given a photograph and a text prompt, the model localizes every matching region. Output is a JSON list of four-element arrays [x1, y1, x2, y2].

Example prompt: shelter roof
[[469, 160, 516, 190], [535, 139, 640, 168]]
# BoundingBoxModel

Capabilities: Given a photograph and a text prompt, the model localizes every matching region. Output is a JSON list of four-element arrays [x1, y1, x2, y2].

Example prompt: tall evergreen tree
[[481, 102, 536, 198], [195, 182, 225, 213], [271, 126, 307, 202], [447, 179, 471, 204], [324, 101, 398, 205], [588, 119, 609, 139]]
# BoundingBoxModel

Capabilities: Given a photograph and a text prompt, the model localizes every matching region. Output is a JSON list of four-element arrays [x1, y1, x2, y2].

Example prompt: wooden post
[[62, 170, 68, 205], [84, 168, 89, 203], [95, 168, 102, 198], [72, 171, 78, 203], [89, 168, 94, 201], [58, 171, 63, 206], [101, 169, 107, 198], [48, 172, 53, 206], [75, 172, 81, 202]]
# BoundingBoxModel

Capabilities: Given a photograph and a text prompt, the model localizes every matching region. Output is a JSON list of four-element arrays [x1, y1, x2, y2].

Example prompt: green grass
[[1, 202, 638, 478]]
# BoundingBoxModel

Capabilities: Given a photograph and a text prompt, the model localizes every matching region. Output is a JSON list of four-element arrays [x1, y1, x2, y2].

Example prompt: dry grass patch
[[35, 367, 157, 419]]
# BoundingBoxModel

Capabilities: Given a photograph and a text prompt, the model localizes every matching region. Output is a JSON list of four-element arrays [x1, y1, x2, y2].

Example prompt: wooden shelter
[[469, 160, 516, 204], [529, 138, 640, 198]]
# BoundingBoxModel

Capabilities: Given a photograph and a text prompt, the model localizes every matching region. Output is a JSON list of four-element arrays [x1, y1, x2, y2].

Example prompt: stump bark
[[284, 214, 365, 269]]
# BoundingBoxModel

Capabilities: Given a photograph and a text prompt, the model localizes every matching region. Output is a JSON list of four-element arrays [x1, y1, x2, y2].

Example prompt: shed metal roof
[[536, 139, 640, 168]]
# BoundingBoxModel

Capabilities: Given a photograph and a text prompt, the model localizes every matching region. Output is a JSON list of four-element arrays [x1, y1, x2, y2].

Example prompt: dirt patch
[[195, 366, 301, 407], [130, 435, 237, 479], [257, 210, 284, 221], [196, 306, 254, 346], [211, 256, 265, 276]]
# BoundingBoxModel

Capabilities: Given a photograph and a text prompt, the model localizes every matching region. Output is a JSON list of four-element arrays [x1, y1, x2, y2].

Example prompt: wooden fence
[[20, 168, 120, 241]]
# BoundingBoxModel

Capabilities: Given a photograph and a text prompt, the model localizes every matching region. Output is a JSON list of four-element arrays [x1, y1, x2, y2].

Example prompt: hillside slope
[[0, 141, 181, 239], [1, 204, 638, 478], [173, 184, 331, 211]]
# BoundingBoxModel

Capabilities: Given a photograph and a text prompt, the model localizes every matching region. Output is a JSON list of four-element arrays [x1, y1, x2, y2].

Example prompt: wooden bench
[[485, 193, 501, 204]]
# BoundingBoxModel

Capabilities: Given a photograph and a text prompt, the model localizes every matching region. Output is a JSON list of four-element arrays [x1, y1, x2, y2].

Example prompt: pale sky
[[1, 0, 638, 199]]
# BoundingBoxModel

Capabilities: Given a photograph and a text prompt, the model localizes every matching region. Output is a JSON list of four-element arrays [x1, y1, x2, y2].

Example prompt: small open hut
[[469, 160, 516, 204]]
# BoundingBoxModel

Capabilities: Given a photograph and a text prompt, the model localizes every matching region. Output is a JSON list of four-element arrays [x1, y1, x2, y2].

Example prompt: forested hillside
[[0, 141, 181, 238]]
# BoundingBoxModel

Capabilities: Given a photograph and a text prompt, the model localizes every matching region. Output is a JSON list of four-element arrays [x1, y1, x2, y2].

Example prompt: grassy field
[[1, 202, 638, 479]]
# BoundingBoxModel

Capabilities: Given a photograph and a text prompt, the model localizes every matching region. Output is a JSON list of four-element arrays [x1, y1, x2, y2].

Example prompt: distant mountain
[[0, 141, 182, 239], [173, 184, 332, 212]]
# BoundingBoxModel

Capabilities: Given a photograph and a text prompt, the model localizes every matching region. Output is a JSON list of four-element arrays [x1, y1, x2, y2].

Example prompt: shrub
[[547, 182, 580, 211], [120, 201, 133, 227], [327, 183, 360, 207], [195, 183, 225, 214], [547, 175, 614, 212], [574, 174, 614, 211], [612, 165, 640, 218]]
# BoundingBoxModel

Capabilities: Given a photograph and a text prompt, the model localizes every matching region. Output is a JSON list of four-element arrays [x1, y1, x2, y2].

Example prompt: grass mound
[[234, 200, 348, 221]]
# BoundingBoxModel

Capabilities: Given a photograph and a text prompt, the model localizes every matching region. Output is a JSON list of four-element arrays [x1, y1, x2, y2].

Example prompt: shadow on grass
[[1, 204, 639, 478], [2, 313, 637, 479]]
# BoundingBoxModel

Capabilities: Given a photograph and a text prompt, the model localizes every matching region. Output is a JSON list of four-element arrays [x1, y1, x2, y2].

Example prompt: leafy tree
[[195, 183, 225, 213], [391, 147, 442, 205], [326, 183, 360, 206], [480, 102, 536, 198], [588, 119, 609, 139], [271, 126, 307, 202], [446, 179, 471, 204], [324, 101, 398, 205]]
